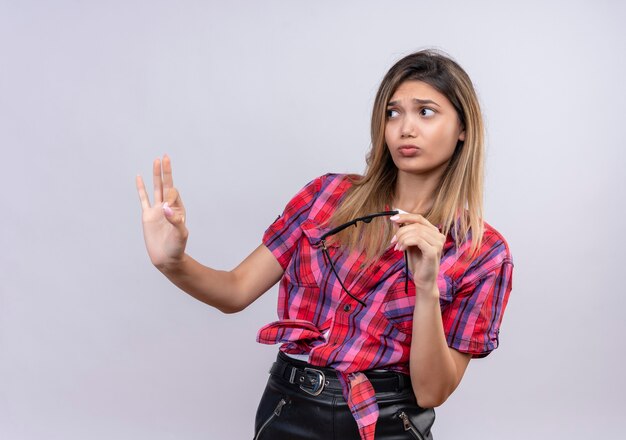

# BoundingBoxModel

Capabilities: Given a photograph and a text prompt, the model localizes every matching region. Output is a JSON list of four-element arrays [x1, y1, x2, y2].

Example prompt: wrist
[[414, 283, 439, 301], [156, 253, 189, 274]]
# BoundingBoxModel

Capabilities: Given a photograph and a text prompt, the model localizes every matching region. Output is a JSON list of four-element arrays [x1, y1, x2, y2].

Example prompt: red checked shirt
[[257, 173, 514, 440]]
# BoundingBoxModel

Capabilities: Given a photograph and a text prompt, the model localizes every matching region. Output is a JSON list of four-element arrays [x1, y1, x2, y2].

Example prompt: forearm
[[156, 244, 284, 313], [157, 254, 242, 313], [409, 286, 457, 408]]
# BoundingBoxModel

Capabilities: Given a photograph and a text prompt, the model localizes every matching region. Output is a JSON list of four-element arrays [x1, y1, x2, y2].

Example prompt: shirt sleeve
[[442, 243, 514, 359], [262, 175, 325, 270]]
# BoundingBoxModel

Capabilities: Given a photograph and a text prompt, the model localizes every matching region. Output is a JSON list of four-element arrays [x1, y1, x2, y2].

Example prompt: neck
[[393, 169, 443, 215]]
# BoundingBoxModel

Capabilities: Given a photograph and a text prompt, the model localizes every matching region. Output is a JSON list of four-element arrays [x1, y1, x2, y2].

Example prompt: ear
[[458, 127, 466, 141]]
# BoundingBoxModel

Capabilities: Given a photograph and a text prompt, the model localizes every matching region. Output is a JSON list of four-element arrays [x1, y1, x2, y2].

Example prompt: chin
[[394, 162, 448, 178]]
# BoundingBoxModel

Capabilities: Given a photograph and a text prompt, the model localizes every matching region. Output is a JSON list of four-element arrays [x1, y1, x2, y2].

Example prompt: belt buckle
[[299, 368, 326, 396]]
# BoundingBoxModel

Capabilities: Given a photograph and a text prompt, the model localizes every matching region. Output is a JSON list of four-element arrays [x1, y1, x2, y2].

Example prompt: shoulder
[[444, 219, 513, 285], [278, 173, 360, 214], [315, 173, 361, 192], [461, 221, 513, 284], [297, 173, 361, 223], [481, 221, 513, 266], [300, 173, 361, 204]]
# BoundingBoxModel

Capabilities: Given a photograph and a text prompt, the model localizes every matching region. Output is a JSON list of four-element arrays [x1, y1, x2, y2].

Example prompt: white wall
[[1, 0, 624, 438]]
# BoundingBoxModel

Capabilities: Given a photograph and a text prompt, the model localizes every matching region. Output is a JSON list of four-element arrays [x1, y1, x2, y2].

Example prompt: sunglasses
[[317, 210, 409, 307]]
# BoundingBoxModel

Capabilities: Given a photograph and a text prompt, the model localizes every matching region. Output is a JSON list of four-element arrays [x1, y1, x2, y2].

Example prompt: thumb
[[162, 201, 186, 227], [162, 187, 186, 225], [164, 187, 184, 207]]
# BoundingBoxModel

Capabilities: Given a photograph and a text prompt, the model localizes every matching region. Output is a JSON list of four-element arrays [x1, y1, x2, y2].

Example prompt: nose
[[400, 114, 417, 138]]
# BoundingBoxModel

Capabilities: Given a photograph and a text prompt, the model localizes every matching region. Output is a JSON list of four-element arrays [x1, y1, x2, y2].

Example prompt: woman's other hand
[[390, 214, 446, 296], [136, 154, 188, 269]]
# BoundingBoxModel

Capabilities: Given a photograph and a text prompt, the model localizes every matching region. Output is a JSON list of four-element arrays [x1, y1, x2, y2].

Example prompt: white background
[[1, 1, 624, 439]]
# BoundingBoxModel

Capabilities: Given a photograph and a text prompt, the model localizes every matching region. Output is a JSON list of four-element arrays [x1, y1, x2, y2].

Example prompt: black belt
[[269, 351, 411, 397]]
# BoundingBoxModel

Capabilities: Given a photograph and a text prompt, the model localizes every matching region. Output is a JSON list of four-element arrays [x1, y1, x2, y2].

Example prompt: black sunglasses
[[316, 210, 409, 307]]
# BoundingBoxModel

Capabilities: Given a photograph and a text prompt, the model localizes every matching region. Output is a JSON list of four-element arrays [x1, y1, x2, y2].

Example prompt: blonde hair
[[328, 49, 485, 260]]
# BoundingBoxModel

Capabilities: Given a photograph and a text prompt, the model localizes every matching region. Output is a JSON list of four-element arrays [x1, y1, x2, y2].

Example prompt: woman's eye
[[420, 108, 435, 117], [387, 109, 400, 118]]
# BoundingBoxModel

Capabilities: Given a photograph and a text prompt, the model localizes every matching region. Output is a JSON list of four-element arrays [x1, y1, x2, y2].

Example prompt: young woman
[[136, 49, 513, 440]]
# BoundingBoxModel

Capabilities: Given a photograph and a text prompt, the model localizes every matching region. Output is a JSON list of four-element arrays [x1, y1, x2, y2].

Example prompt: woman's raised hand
[[136, 154, 189, 268], [389, 214, 446, 297]]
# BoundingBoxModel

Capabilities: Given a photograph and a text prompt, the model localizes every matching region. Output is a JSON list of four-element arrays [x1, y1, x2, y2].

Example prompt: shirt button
[[343, 304, 351, 312]]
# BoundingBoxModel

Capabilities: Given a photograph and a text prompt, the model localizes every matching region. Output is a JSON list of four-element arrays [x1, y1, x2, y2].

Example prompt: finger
[[153, 157, 163, 204], [394, 225, 443, 251], [164, 187, 185, 211], [394, 223, 440, 243], [163, 201, 187, 228], [398, 236, 439, 259], [162, 154, 174, 190], [413, 237, 439, 258], [135, 175, 152, 210], [162, 187, 186, 224], [390, 213, 438, 231]]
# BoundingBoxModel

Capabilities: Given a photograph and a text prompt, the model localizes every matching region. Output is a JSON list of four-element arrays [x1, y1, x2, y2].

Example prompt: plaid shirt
[[257, 173, 514, 440]]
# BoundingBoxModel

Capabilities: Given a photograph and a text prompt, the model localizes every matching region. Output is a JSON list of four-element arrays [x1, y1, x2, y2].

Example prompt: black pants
[[253, 352, 435, 440]]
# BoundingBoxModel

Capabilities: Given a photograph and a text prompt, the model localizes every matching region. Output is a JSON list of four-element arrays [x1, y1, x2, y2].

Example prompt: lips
[[398, 145, 421, 157]]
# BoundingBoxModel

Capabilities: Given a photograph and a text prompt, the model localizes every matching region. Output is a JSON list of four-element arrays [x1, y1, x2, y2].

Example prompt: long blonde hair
[[328, 49, 485, 260]]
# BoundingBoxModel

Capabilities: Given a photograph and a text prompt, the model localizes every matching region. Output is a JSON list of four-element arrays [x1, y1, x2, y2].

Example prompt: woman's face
[[385, 80, 465, 179]]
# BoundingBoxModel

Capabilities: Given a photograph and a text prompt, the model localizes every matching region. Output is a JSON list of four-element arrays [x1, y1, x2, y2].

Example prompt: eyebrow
[[387, 98, 441, 108]]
